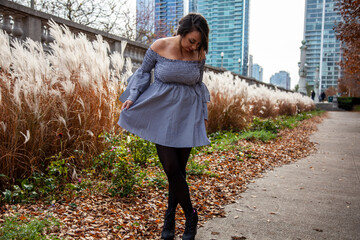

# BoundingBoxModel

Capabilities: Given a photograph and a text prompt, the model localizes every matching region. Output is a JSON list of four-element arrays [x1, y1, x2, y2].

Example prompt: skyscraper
[[154, 0, 186, 37], [197, 0, 250, 75], [303, 0, 342, 92], [189, 0, 197, 12], [252, 64, 263, 82], [270, 71, 291, 90]]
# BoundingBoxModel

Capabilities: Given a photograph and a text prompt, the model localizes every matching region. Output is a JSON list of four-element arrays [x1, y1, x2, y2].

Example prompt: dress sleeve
[[199, 60, 210, 120], [119, 48, 157, 103]]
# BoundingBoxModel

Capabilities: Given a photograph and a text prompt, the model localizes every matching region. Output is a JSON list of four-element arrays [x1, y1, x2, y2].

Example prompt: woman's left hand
[[121, 100, 134, 110]]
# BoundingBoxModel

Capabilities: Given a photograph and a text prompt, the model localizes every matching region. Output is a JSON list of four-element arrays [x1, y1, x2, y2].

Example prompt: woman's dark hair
[[177, 13, 210, 53]]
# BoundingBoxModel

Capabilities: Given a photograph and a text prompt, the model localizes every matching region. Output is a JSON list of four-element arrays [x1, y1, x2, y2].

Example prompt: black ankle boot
[[161, 208, 176, 240], [182, 209, 198, 240]]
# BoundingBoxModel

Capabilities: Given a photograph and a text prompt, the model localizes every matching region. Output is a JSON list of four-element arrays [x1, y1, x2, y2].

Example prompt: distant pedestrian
[[118, 13, 210, 240], [311, 90, 315, 100], [321, 91, 326, 102]]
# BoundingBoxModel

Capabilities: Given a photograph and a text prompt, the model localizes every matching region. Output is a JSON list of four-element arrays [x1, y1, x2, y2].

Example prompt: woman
[[118, 13, 210, 240]]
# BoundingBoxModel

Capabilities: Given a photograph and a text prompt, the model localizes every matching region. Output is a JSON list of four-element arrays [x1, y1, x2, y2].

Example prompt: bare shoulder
[[151, 37, 179, 57], [150, 39, 165, 53], [151, 37, 173, 53]]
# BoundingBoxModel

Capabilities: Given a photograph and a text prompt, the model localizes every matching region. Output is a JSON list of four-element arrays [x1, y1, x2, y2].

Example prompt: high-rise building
[[303, 0, 342, 92], [152, 0, 199, 38], [270, 71, 291, 90], [197, 0, 250, 75], [154, 0, 186, 37], [189, 0, 197, 12], [252, 64, 263, 82]]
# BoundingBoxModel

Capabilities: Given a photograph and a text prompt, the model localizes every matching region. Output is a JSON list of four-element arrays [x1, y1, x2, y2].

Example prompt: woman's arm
[[119, 46, 158, 106]]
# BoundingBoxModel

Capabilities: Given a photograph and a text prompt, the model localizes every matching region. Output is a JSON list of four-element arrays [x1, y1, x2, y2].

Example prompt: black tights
[[156, 144, 193, 212]]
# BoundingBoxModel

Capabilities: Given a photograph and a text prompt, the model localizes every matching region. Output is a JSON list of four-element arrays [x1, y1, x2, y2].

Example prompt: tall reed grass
[[204, 71, 250, 132], [0, 21, 129, 186], [203, 71, 315, 133]]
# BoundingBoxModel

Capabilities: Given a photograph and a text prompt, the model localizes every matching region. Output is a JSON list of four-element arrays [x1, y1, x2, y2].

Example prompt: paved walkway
[[196, 112, 360, 240]]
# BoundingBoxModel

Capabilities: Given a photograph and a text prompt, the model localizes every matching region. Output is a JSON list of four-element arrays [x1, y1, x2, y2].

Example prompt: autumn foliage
[[335, 0, 360, 97]]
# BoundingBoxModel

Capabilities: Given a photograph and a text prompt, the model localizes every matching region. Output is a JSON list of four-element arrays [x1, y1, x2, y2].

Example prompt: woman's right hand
[[121, 100, 134, 111]]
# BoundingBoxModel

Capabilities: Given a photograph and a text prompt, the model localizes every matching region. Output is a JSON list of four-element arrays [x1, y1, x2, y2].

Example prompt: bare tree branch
[[10, 0, 135, 39]]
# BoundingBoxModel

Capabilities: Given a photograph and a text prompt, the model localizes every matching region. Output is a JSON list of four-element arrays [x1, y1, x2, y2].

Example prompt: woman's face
[[181, 30, 202, 53]]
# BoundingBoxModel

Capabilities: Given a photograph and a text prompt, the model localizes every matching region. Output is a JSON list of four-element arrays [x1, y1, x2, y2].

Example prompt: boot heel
[[182, 209, 198, 240], [161, 208, 176, 240]]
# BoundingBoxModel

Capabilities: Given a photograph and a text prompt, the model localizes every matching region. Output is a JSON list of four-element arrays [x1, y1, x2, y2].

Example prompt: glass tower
[[252, 64, 263, 82], [197, 0, 250, 75], [154, 0, 186, 37], [303, 0, 342, 91], [189, 0, 197, 12], [270, 71, 291, 90]]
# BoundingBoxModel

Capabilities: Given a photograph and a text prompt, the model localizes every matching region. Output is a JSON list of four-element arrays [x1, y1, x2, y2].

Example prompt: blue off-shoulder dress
[[118, 48, 210, 148]]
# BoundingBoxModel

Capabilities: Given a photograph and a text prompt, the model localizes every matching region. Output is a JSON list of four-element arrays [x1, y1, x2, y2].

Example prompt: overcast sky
[[249, 0, 306, 89], [128, 0, 306, 89]]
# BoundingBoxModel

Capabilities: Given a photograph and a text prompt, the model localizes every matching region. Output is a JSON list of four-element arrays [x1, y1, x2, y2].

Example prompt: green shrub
[[0, 215, 61, 240], [294, 112, 312, 121], [207, 131, 243, 152], [108, 157, 144, 197], [1, 153, 82, 203], [354, 97, 360, 105], [338, 97, 353, 110], [240, 130, 277, 142], [126, 135, 157, 167], [250, 111, 318, 134], [250, 117, 280, 133], [338, 97, 360, 111], [0, 132, 157, 200], [187, 159, 208, 176], [95, 148, 143, 197], [1, 180, 38, 204], [95, 133, 125, 173], [146, 171, 167, 189], [95, 133, 157, 173], [279, 117, 299, 129], [94, 133, 156, 197]]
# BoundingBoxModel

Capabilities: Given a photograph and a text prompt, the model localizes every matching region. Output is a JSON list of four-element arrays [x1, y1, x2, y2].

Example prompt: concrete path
[[196, 112, 360, 240]]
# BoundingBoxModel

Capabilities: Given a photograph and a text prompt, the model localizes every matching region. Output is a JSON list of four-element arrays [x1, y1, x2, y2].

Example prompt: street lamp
[[238, 58, 241, 74], [221, 52, 224, 68], [314, 67, 320, 102], [298, 40, 308, 95], [31, 0, 34, 8]]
